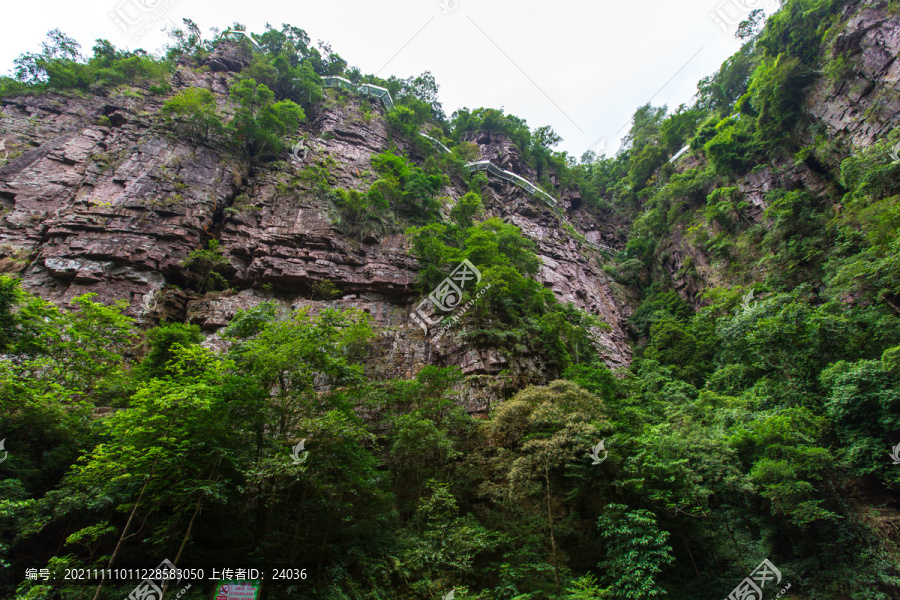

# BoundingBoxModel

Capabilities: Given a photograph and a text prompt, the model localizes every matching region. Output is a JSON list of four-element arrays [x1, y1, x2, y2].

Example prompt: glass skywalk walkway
[[206, 35, 619, 255], [322, 76, 395, 110]]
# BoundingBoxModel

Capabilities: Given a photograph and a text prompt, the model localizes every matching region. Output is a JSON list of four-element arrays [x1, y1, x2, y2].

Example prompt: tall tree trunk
[[91, 475, 152, 600], [160, 492, 204, 599], [544, 464, 560, 596], [162, 464, 218, 599], [683, 535, 702, 583]]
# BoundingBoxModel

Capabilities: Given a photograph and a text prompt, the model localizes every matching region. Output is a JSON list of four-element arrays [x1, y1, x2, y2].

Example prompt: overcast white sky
[[0, 0, 773, 158]]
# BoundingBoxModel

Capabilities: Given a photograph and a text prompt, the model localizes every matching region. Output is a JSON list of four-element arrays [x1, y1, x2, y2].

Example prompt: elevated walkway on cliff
[[322, 76, 395, 110], [286, 68, 618, 255], [421, 138, 618, 254]]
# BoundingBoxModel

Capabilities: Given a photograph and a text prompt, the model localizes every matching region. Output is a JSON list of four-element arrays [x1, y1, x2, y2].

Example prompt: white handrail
[[321, 76, 395, 110], [463, 160, 557, 207], [211, 34, 617, 254], [420, 133, 452, 154], [669, 144, 690, 163], [217, 29, 264, 53], [461, 158, 617, 253]]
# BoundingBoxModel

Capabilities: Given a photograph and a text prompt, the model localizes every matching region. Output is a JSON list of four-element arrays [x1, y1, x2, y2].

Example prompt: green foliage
[[822, 345, 900, 489], [746, 54, 812, 146], [234, 25, 324, 109], [228, 78, 305, 157], [449, 192, 484, 229], [180, 239, 230, 292], [695, 42, 757, 114], [386, 105, 423, 138], [136, 322, 204, 379], [63, 344, 236, 553], [704, 186, 748, 231], [160, 87, 225, 142], [756, 0, 841, 65], [489, 381, 610, 596], [7, 5, 900, 598], [827, 132, 900, 308], [398, 480, 495, 594], [388, 70, 445, 121], [10, 30, 169, 93], [367, 150, 443, 223], [702, 116, 761, 174], [628, 144, 668, 190], [329, 187, 388, 237], [0, 275, 23, 352], [565, 574, 609, 599], [730, 408, 838, 528], [163, 18, 214, 62], [223, 305, 373, 412], [311, 280, 343, 300], [596, 505, 674, 599], [450, 107, 531, 154]]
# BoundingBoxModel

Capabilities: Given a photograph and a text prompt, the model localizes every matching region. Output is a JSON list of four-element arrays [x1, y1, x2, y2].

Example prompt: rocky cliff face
[[656, 0, 900, 304], [807, 0, 900, 149], [0, 49, 633, 413]]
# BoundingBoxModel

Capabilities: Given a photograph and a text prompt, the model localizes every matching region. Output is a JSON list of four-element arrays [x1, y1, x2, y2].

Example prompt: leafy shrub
[[160, 87, 225, 142], [702, 117, 760, 174], [12, 31, 169, 92], [180, 239, 231, 292], [369, 151, 443, 223], [228, 78, 305, 157]]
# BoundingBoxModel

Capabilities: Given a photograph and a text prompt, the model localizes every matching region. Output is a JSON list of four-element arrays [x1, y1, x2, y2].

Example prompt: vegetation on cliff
[[2, 0, 900, 599]]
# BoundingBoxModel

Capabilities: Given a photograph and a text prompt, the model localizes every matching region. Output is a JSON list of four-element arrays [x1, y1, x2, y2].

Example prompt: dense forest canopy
[[2, 0, 900, 598]]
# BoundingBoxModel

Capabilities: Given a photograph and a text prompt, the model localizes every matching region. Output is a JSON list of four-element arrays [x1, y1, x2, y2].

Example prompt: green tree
[[224, 305, 373, 437], [229, 78, 305, 157], [13, 28, 82, 83], [490, 381, 610, 595], [136, 322, 204, 379], [565, 574, 609, 599], [822, 345, 900, 489], [596, 504, 674, 599], [62, 345, 237, 600], [398, 480, 494, 597], [181, 239, 230, 292], [160, 87, 224, 142]]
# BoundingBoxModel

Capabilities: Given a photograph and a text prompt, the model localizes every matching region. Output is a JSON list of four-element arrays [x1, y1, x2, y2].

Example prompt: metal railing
[[321, 76, 395, 110], [463, 160, 558, 207], [669, 144, 691, 163], [419, 135, 562, 208], [420, 133, 452, 154], [217, 29, 264, 53], [422, 136, 618, 253], [211, 33, 617, 255], [463, 161, 617, 254]]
